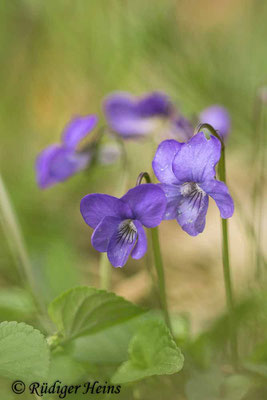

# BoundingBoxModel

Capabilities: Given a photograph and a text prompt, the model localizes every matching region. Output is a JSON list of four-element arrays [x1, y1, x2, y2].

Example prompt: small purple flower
[[199, 105, 231, 140], [152, 132, 234, 236], [103, 91, 173, 138], [80, 184, 166, 267], [36, 115, 98, 189], [104, 90, 195, 142]]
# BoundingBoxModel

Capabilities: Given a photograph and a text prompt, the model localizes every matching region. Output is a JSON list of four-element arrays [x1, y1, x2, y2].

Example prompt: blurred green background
[[1, 1, 267, 399], [0, 0, 266, 330]]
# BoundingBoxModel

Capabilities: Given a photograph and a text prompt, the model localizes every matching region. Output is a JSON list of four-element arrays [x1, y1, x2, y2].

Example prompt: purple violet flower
[[36, 115, 98, 189], [80, 184, 166, 267], [103, 91, 172, 139], [152, 132, 234, 236], [199, 105, 231, 140], [103, 91, 195, 142]]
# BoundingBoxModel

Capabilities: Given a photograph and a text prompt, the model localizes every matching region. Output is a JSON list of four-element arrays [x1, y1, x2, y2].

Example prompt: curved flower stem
[[136, 171, 151, 186], [136, 172, 173, 335], [197, 124, 238, 369]]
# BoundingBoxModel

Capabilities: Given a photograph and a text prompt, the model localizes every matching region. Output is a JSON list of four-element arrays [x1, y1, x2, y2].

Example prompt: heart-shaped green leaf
[[48, 286, 145, 341], [0, 321, 50, 382], [111, 320, 184, 383]]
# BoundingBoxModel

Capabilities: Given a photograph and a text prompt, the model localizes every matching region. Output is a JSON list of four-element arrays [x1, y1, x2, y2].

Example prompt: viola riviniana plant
[[36, 115, 98, 189], [152, 132, 234, 236], [80, 184, 166, 267], [103, 91, 194, 142]]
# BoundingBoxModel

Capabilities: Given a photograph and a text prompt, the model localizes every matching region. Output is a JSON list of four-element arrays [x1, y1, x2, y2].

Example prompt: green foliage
[[70, 311, 186, 366], [48, 289, 185, 387], [0, 288, 35, 321], [48, 286, 145, 341], [0, 321, 49, 382], [112, 320, 184, 384], [48, 350, 88, 385], [70, 314, 148, 365]]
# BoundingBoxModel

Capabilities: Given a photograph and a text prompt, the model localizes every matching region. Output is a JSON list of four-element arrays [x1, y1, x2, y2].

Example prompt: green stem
[[99, 253, 111, 290], [150, 226, 173, 334], [136, 172, 173, 335], [197, 124, 238, 368], [145, 230, 157, 296], [219, 150, 238, 368], [0, 173, 48, 331]]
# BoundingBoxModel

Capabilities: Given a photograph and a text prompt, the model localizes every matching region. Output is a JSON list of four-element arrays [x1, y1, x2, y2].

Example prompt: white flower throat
[[180, 182, 205, 213], [181, 182, 204, 197], [116, 219, 137, 245]]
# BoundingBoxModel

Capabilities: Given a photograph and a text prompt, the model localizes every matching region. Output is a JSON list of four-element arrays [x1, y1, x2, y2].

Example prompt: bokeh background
[[0, 0, 266, 388]]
